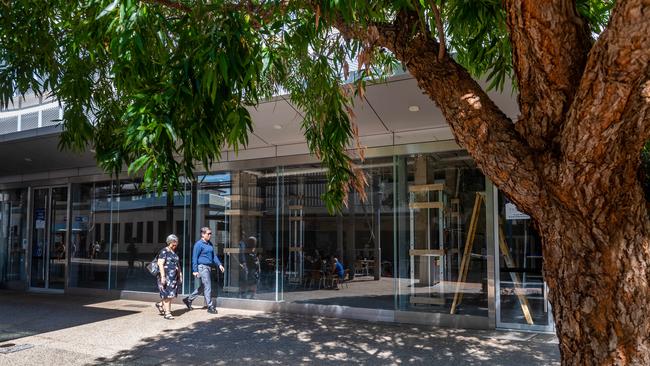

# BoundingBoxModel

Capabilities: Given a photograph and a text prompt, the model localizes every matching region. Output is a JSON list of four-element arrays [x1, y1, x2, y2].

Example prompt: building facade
[[0, 74, 553, 332]]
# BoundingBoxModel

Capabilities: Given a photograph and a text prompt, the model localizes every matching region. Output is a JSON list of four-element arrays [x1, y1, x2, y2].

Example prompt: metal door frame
[[492, 185, 555, 332], [27, 184, 70, 292]]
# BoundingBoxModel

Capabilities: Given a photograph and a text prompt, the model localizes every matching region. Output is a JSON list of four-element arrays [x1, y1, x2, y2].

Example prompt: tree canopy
[[3, 1, 650, 363], [0, 0, 611, 209]]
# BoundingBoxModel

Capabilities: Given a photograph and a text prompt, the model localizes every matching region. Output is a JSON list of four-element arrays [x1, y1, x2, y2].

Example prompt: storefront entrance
[[29, 186, 69, 290]]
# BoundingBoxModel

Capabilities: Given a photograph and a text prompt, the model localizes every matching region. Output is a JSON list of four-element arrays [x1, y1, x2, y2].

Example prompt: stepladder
[[408, 183, 447, 306], [449, 192, 534, 325], [450, 192, 484, 314]]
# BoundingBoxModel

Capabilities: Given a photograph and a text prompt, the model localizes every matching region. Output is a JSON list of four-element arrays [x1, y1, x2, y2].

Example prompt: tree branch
[[142, 0, 191, 13], [429, 0, 445, 61], [335, 10, 549, 219], [504, 0, 592, 150], [140, 0, 288, 29], [554, 0, 650, 214]]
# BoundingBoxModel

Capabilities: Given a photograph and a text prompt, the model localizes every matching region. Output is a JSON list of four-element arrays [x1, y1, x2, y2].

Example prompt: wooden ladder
[[449, 192, 534, 325]]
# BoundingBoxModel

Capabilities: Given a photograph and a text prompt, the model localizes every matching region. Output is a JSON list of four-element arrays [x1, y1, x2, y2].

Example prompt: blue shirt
[[334, 261, 344, 278], [192, 239, 222, 272]]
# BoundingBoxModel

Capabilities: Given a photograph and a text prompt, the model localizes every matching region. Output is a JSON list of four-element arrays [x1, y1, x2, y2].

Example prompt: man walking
[[183, 227, 224, 314]]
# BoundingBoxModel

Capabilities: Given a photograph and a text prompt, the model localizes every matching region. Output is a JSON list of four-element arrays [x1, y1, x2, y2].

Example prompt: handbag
[[146, 255, 160, 276]]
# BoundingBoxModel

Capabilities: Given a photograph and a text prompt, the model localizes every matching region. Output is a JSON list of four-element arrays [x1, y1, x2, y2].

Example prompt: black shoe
[[207, 307, 218, 314], [182, 297, 192, 310]]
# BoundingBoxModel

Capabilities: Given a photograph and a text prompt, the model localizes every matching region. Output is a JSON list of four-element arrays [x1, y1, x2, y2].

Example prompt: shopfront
[[0, 143, 554, 332]]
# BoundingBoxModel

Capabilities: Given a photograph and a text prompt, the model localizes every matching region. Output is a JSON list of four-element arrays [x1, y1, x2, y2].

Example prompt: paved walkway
[[0, 291, 559, 365]]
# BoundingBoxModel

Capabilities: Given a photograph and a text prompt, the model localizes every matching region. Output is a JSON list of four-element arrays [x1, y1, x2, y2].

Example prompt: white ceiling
[[242, 73, 519, 154], [0, 73, 520, 181]]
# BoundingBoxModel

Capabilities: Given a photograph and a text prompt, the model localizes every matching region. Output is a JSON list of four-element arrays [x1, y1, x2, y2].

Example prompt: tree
[[1, 0, 648, 364]]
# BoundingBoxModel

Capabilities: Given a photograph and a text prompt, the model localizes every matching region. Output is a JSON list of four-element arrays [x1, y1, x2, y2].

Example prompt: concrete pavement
[[0, 291, 559, 365]]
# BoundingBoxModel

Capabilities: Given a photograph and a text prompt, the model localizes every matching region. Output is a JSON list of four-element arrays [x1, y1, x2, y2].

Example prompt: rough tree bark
[[336, 0, 650, 364]]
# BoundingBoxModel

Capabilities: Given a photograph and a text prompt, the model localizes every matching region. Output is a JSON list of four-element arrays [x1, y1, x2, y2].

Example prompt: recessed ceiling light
[[408, 105, 420, 112], [273, 124, 283, 130], [24, 157, 32, 162]]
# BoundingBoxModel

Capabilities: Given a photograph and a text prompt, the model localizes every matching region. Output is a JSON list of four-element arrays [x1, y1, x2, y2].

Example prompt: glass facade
[[497, 192, 552, 328], [0, 148, 552, 331], [395, 152, 488, 316], [194, 169, 279, 302], [0, 189, 28, 287], [278, 157, 395, 309], [68, 181, 191, 292], [30, 187, 68, 289]]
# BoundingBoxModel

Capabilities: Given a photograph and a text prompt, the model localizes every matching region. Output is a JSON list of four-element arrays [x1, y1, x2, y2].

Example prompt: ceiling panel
[[395, 127, 455, 145], [276, 143, 310, 157], [242, 132, 271, 149], [350, 96, 389, 135], [365, 78, 448, 132], [358, 133, 393, 148], [0, 133, 97, 177], [247, 100, 304, 146], [227, 146, 276, 161]]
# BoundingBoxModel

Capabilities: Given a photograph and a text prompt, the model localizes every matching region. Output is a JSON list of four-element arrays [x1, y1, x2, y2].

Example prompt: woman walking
[[155, 234, 182, 320]]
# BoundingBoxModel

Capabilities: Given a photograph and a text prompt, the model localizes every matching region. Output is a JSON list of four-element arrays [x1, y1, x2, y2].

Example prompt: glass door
[[30, 187, 68, 290], [495, 190, 554, 332]]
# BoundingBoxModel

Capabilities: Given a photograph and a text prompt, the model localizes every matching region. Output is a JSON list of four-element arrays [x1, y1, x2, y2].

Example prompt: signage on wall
[[505, 201, 530, 220]]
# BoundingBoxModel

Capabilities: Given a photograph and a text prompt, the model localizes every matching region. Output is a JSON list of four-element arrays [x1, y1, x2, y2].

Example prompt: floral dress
[[157, 247, 180, 299]]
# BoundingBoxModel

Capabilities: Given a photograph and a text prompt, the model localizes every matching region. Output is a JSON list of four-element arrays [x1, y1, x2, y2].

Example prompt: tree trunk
[[345, 9, 650, 366], [541, 191, 650, 365]]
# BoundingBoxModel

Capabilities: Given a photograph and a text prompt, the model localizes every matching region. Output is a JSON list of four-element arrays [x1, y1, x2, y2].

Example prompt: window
[[146, 221, 153, 244], [136, 222, 143, 243]]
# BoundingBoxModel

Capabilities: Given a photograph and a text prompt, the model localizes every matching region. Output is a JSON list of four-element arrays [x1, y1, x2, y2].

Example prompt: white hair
[[166, 234, 179, 245]]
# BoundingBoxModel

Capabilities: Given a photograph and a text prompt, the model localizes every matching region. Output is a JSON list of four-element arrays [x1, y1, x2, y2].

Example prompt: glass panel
[[193, 174, 230, 302], [0, 189, 28, 285], [396, 152, 488, 316], [279, 157, 396, 310], [70, 181, 191, 292], [109, 180, 191, 292], [498, 193, 550, 326], [196, 170, 278, 301], [48, 187, 67, 289], [30, 188, 48, 288], [69, 183, 109, 289]]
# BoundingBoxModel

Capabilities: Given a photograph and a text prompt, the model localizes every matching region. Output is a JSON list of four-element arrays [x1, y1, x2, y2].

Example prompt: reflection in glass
[[56, 149, 497, 321], [110, 180, 190, 292], [396, 152, 488, 316], [0, 189, 28, 285], [69, 183, 110, 289], [498, 193, 550, 327], [30, 187, 67, 289], [48, 187, 67, 289], [196, 170, 278, 301], [279, 157, 396, 310], [30, 188, 48, 288], [69, 181, 191, 291]]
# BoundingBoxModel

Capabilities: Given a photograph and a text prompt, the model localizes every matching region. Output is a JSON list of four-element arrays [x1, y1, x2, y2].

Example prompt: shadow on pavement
[[96, 313, 559, 365]]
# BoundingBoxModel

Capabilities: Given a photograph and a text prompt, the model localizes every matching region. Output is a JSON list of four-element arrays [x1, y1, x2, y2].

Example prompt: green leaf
[[98, 0, 119, 19]]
